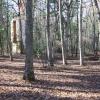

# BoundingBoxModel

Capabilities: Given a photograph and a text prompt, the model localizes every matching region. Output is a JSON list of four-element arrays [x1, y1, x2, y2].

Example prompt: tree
[[94, 0, 100, 20], [59, 0, 66, 65], [23, 0, 35, 81], [46, 0, 54, 66], [79, 0, 83, 66], [6, 0, 13, 61], [18, 0, 24, 54]]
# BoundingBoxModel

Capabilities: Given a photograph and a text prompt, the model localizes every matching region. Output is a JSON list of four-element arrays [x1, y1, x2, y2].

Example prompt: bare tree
[[46, 0, 54, 66], [59, 0, 66, 65], [79, 0, 83, 66], [7, 0, 13, 61], [23, 0, 35, 81], [18, 0, 24, 54]]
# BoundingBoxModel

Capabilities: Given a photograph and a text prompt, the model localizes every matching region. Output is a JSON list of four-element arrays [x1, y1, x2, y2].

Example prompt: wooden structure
[[11, 0, 25, 54]]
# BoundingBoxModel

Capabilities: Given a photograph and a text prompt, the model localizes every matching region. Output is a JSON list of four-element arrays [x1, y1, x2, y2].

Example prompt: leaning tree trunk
[[23, 0, 35, 81]]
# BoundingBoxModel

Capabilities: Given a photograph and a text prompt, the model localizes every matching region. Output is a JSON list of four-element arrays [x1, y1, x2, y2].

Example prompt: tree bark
[[59, 0, 66, 65], [46, 0, 54, 66], [7, 0, 13, 61], [79, 0, 83, 66], [23, 0, 35, 81], [18, 0, 24, 54], [94, 0, 100, 21]]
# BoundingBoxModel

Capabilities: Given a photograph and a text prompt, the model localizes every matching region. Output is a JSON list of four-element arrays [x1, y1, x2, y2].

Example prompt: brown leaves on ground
[[0, 55, 100, 100]]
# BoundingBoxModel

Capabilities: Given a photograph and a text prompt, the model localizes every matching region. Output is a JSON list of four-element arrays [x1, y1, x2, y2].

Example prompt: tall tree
[[79, 0, 83, 66], [59, 0, 66, 65], [23, 0, 35, 81], [46, 0, 54, 66], [7, 0, 13, 61], [0, 0, 4, 55], [18, 0, 24, 54]]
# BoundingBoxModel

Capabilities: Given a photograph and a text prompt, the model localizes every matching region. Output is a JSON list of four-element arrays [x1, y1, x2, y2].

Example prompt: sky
[[8, 0, 18, 13]]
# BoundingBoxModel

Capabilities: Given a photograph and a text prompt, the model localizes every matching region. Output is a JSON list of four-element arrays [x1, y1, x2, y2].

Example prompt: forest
[[0, 0, 100, 100]]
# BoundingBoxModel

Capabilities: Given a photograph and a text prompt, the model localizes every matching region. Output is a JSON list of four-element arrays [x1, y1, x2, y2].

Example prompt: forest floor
[[0, 54, 100, 100]]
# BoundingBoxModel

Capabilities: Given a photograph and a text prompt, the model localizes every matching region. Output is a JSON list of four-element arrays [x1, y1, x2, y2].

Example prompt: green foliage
[[0, 25, 4, 32]]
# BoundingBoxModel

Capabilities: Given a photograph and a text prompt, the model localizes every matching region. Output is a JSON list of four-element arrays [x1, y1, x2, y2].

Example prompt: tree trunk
[[75, 0, 79, 57], [7, 0, 13, 61], [59, 0, 66, 65], [23, 0, 35, 81], [46, 0, 54, 66], [94, 0, 100, 21], [18, 0, 24, 54], [79, 0, 83, 66]]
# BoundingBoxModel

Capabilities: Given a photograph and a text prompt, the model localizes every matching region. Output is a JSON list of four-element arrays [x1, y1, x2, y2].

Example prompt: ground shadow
[[0, 90, 74, 100]]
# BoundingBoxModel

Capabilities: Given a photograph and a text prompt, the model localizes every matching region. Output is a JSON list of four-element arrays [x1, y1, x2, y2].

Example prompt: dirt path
[[0, 55, 100, 100]]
